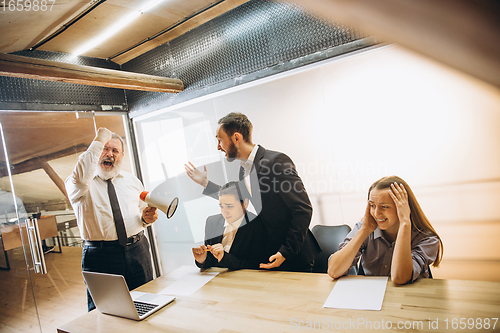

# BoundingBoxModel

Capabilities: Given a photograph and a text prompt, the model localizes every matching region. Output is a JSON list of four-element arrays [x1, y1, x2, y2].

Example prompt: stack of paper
[[323, 276, 388, 311]]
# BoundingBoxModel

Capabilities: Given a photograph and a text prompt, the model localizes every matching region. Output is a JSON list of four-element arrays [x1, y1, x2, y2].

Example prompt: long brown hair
[[369, 176, 443, 267]]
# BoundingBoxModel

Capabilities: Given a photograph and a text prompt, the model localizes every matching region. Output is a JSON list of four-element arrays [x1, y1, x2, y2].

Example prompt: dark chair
[[311, 224, 356, 274], [357, 263, 365, 275]]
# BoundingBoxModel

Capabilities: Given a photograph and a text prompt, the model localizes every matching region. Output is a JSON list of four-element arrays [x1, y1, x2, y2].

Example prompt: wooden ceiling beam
[[40, 161, 70, 202], [0, 53, 184, 93], [0, 144, 88, 177], [24, 200, 71, 213]]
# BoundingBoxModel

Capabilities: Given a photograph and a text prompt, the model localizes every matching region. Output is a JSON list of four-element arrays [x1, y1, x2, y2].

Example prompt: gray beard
[[97, 167, 120, 180], [97, 161, 122, 180]]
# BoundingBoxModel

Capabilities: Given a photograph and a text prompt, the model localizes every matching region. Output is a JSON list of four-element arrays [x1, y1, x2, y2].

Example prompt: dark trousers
[[82, 234, 153, 311]]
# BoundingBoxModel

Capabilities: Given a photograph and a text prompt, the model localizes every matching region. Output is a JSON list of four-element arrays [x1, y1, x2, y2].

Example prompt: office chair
[[311, 224, 357, 274], [357, 263, 365, 275]]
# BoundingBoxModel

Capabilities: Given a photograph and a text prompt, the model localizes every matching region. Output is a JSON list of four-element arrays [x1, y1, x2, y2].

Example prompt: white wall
[[134, 45, 500, 280]]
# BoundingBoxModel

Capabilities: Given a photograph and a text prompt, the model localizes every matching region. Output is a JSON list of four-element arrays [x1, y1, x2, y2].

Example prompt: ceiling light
[[72, 0, 166, 56]]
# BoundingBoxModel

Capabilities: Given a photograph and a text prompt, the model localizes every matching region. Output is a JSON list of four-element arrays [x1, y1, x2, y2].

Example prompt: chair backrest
[[311, 224, 352, 274]]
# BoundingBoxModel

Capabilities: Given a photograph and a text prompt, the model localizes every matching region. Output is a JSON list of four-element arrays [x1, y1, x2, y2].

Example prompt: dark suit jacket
[[195, 212, 267, 270], [204, 146, 320, 272]]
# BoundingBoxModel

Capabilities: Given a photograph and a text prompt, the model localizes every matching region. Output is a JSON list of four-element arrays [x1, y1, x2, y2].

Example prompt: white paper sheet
[[159, 266, 219, 296], [323, 276, 388, 311]]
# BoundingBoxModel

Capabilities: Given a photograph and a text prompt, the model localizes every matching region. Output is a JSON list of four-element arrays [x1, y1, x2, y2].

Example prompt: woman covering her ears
[[328, 176, 443, 284]]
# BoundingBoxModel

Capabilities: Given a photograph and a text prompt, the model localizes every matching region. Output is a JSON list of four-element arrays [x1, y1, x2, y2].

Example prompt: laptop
[[82, 271, 175, 321]]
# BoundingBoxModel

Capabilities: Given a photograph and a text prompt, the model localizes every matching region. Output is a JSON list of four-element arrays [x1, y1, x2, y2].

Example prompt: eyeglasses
[[103, 146, 122, 155]]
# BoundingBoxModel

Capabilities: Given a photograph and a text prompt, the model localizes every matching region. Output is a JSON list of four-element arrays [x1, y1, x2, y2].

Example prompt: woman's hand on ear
[[361, 202, 378, 233], [389, 182, 411, 225]]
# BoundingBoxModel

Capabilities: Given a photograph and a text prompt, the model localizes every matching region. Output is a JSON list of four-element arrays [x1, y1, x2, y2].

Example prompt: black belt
[[85, 231, 144, 247]]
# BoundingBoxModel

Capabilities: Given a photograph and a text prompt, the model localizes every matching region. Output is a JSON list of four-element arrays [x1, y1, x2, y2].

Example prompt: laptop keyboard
[[133, 301, 159, 316]]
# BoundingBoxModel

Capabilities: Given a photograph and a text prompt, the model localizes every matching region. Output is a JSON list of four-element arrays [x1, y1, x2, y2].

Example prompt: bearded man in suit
[[186, 113, 320, 272]]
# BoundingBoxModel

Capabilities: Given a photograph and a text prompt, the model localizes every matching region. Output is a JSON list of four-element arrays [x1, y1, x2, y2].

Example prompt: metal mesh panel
[[0, 50, 127, 109], [124, 0, 370, 116]]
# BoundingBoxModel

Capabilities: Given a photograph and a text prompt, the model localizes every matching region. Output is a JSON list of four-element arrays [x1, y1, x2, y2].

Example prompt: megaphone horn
[[140, 191, 179, 219]]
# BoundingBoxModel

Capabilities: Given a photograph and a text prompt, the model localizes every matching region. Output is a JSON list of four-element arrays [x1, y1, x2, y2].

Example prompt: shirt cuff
[[142, 217, 151, 227]]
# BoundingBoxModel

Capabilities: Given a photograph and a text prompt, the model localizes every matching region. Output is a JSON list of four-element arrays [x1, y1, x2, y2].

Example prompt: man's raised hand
[[95, 127, 112, 144], [184, 162, 208, 188]]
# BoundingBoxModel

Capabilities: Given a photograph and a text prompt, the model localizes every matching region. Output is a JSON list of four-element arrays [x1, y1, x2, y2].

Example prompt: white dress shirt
[[240, 144, 259, 196], [221, 215, 245, 252], [65, 141, 147, 241]]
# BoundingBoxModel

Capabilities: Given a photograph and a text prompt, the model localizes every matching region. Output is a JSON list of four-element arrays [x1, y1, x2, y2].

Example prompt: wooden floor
[[0, 246, 87, 333], [0, 245, 498, 332]]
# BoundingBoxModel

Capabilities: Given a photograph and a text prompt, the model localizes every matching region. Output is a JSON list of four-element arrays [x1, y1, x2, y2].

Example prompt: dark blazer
[[195, 212, 267, 270], [204, 146, 320, 272]]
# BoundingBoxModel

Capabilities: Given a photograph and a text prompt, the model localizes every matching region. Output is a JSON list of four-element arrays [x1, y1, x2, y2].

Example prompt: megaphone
[[140, 191, 179, 219]]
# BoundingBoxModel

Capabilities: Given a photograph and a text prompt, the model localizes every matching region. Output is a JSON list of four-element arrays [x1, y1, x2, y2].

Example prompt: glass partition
[[133, 102, 240, 273], [0, 111, 132, 332], [0, 119, 41, 332], [134, 46, 500, 281]]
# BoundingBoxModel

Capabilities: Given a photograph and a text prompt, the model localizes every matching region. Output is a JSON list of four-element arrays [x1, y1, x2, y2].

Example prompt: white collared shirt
[[241, 144, 259, 196], [221, 215, 245, 252], [65, 141, 147, 241]]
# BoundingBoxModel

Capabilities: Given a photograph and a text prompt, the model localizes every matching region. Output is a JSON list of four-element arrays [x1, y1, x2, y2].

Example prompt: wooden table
[[58, 269, 500, 333]]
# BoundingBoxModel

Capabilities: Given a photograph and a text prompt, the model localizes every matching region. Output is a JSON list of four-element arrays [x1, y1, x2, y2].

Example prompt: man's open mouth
[[102, 160, 114, 167]]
